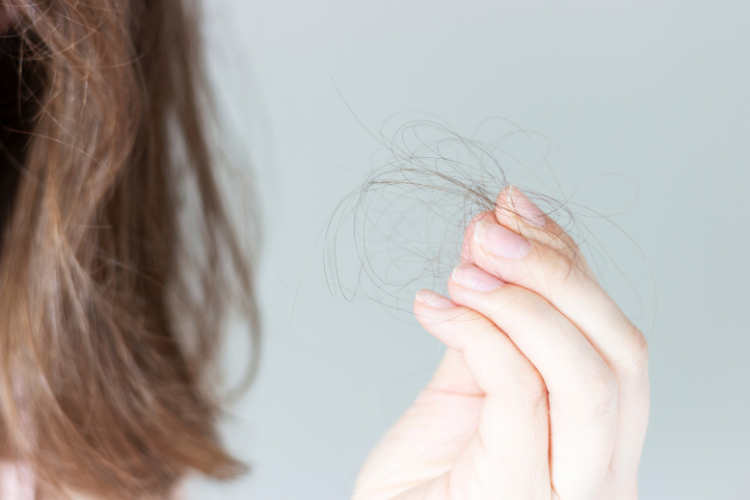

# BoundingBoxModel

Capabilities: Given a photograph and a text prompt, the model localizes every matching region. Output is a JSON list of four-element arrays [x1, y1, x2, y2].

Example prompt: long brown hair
[[0, 0, 258, 498]]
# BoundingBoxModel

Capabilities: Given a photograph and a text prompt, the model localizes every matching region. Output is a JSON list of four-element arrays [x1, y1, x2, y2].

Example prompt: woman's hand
[[353, 187, 649, 500]]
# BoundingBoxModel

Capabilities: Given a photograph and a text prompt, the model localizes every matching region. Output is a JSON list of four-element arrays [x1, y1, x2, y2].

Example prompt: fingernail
[[507, 186, 546, 227], [415, 289, 457, 308], [474, 219, 531, 259], [451, 265, 505, 292]]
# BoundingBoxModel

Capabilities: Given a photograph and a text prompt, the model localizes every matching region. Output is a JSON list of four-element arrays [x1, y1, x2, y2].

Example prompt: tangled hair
[[0, 0, 258, 498], [325, 118, 576, 309], [325, 117, 651, 338]]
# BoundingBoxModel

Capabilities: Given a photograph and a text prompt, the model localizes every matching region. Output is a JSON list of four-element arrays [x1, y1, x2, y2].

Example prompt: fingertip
[[461, 212, 495, 264], [497, 185, 546, 228], [473, 217, 532, 260], [415, 289, 458, 309], [450, 264, 506, 292]]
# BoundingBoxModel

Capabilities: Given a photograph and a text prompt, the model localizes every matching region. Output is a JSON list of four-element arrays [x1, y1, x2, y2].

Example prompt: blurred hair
[[0, 0, 258, 498]]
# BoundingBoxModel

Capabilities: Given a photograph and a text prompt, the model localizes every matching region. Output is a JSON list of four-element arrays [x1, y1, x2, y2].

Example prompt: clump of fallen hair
[[324, 118, 577, 309], [324, 117, 656, 340], [0, 1, 258, 499]]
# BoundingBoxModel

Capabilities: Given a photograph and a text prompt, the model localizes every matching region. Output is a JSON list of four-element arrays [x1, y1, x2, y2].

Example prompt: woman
[[0, 0, 649, 499]]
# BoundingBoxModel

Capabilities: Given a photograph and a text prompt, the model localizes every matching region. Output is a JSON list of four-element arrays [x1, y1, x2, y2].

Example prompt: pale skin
[[353, 186, 650, 500]]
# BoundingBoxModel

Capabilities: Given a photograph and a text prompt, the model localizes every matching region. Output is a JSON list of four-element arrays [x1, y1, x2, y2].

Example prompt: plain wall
[[186, 1, 750, 498]]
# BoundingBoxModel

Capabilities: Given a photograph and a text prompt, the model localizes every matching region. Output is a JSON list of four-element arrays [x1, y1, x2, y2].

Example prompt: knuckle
[[541, 247, 599, 297], [583, 363, 619, 417], [547, 228, 581, 259], [517, 378, 549, 409], [618, 333, 650, 381], [514, 362, 547, 402], [502, 355, 548, 407], [541, 247, 579, 287]]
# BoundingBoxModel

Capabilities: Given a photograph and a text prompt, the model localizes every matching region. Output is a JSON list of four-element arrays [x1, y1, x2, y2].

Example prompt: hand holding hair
[[353, 186, 650, 500]]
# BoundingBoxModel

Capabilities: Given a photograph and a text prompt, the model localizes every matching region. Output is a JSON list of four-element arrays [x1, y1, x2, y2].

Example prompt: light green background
[[188, 1, 749, 498]]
